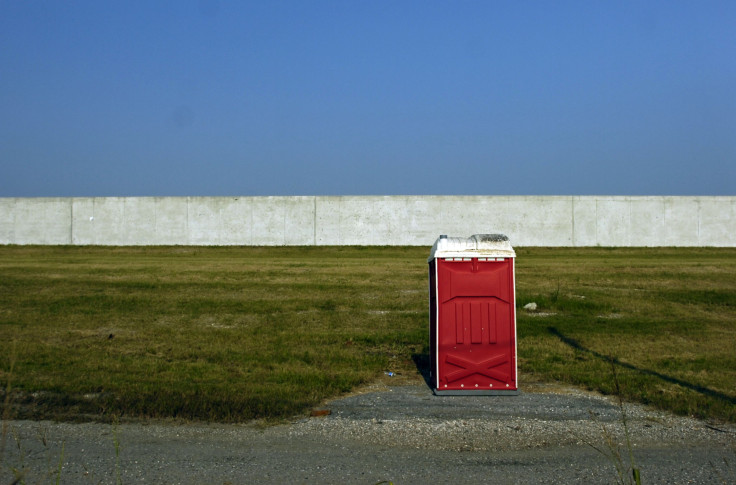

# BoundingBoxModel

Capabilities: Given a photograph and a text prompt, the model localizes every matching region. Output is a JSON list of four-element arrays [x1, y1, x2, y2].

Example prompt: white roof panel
[[428, 234, 515, 261]]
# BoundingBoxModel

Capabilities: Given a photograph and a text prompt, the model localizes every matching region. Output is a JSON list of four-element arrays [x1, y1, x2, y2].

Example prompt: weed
[[9, 427, 25, 484], [113, 416, 122, 485], [55, 441, 64, 485], [611, 359, 641, 485], [581, 359, 641, 484], [1, 340, 17, 483]]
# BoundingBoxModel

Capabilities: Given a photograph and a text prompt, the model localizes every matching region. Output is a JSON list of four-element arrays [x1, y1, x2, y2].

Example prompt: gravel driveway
[[2, 381, 734, 484]]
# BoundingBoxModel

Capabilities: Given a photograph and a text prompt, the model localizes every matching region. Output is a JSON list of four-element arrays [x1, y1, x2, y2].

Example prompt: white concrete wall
[[1, 196, 734, 246]]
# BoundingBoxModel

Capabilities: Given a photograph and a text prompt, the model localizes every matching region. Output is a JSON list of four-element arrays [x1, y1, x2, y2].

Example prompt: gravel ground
[[2, 382, 734, 484]]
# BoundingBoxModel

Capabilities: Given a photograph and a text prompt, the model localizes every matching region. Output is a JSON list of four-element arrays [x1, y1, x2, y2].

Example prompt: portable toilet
[[428, 234, 518, 395]]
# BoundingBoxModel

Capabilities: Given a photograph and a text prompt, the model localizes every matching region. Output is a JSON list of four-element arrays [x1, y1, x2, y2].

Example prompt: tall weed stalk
[[585, 358, 641, 485], [113, 416, 122, 485], [1, 339, 17, 482]]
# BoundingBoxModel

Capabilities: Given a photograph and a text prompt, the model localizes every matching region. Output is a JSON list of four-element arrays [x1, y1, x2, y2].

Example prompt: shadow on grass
[[547, 326, 736, 406], [412, 353, 432, 390]]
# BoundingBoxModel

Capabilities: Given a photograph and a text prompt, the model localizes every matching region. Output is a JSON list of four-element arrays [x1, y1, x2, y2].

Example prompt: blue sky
[[1, 1, 734, 197]]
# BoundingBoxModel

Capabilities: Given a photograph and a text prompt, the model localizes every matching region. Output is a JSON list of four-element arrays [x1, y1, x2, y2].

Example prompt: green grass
[[0, 246, 734, 423], [515, 247, 736, 423]]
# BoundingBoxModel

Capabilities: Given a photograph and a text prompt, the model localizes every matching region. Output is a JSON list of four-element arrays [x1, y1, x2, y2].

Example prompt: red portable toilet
[[428, 234, 518, 395]]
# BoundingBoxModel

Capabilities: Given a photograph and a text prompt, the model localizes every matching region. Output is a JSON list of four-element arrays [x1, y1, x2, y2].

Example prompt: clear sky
[[1, 1, 734, 197]]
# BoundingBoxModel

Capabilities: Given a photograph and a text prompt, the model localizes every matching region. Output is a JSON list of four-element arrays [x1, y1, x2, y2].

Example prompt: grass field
[[1, 246, 734, 423]]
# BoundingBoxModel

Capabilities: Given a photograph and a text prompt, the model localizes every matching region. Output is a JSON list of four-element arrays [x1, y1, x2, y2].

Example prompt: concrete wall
[[1, 196, 734, 246]]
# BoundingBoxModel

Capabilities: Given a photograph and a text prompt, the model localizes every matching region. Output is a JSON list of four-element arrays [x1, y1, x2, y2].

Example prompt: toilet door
[[436, 257, 516, 392]]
